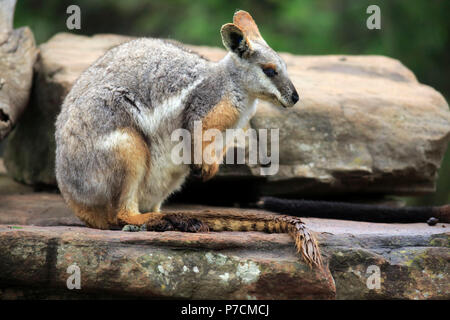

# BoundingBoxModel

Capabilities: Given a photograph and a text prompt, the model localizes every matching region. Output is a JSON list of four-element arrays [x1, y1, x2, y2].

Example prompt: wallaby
[[55, 11, 322, 267]]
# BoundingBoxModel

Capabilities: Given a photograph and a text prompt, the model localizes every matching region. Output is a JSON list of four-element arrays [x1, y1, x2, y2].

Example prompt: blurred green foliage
[[13, 0, 450, 204]]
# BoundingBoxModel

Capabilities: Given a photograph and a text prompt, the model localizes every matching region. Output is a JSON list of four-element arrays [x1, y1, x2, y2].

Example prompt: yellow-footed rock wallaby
[[55, 11, 322, 267]]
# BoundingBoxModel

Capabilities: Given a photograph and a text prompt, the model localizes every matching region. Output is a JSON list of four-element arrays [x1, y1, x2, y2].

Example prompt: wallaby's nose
[[291, 91, 299, 104]]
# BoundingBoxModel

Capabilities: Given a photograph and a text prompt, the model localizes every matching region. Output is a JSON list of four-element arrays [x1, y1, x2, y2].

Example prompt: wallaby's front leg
[[200, 135, 222, 181], [196, 96, 240, 181]]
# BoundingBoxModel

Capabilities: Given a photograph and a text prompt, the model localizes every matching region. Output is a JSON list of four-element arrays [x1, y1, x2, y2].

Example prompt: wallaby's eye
[[262, 66, 277, 78]]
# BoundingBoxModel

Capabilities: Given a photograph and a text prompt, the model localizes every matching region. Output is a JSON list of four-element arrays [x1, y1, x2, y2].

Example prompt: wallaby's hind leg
[[112, 129, 209, 232], [67, 200, 112, 229]]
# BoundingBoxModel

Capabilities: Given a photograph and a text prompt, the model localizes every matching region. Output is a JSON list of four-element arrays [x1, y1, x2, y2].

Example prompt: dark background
[[11, 0, 450, 205]]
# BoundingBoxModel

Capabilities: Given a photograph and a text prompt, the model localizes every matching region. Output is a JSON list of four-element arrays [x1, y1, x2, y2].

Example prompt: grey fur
[[55, 15, 298, 217]]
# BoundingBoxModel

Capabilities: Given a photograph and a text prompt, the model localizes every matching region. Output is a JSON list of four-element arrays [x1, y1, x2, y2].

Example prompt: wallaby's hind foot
[[159, 213, 210, 232], [118, 211, 209, 233]]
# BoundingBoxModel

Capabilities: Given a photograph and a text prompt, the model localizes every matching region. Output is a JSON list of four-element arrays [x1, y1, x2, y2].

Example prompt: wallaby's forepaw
[[201, 162, 219, 181], [190, 162, 220, 181]]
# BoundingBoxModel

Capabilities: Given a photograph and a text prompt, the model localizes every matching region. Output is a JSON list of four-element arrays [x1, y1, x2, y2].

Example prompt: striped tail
[[164, 209, 323, 268]]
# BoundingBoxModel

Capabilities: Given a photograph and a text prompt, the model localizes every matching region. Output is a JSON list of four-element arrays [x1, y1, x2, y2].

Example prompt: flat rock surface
[[0, 172, 448, 299], [0, 191, 447, 236], [4, 33, 450, 198]]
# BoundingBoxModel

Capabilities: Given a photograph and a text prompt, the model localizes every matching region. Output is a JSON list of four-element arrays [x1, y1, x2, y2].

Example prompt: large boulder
[[0, 0, 38, 140], [0, 187, 448, 299], [4, 33, 450, 197]]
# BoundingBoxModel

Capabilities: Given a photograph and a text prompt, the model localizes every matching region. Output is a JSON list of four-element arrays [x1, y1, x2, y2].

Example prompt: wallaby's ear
[[233, 10, 262, 40], [220, 23, 252, 58]]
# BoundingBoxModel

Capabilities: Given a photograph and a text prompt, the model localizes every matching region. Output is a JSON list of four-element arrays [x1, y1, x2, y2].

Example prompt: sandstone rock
[[4, 33, 450, 197], [0, 0, 38, 140], [323, 230, 449, 299], [0, 224, 337, 299], [0, 188, 448, 299]]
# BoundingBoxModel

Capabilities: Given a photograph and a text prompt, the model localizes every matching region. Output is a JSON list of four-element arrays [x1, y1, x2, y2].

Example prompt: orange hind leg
[[67, 200, 112, 229], [65, 128, 208, 232], [110, 128, 208, 232]]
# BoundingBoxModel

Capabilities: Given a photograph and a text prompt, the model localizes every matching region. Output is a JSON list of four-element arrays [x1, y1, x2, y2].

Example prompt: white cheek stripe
[[133, 77, 204, 134], [235, 100, 257, 129], [243, 60, 283, 102], [261, 75, 282, 101]]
